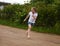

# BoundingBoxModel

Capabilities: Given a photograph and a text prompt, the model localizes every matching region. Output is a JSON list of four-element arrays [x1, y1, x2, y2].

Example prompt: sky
[[0, 0, 30, 4]]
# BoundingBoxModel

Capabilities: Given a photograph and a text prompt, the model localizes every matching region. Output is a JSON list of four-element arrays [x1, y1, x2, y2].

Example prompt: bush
[[0, 0, 60, 28]]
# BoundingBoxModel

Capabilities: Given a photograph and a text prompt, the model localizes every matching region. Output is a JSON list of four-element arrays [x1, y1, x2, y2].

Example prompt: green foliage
[[44, 0, 54, 4], [0, 0, 60, 27], [31, 0, 54, 5]]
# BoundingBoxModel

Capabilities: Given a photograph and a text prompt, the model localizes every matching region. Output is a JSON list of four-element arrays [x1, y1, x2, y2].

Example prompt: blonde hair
[[31, 7, 37, 12]]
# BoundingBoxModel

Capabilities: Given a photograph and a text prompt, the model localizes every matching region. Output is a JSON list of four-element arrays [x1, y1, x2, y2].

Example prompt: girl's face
[[31, 8, 35, 14]]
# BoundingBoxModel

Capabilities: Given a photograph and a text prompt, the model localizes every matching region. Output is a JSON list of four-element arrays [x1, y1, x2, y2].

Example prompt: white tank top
[[28, 12, 38, 23]]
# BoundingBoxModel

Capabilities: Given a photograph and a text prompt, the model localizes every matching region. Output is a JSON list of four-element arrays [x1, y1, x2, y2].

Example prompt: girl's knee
[[28, 24, 32, 29]]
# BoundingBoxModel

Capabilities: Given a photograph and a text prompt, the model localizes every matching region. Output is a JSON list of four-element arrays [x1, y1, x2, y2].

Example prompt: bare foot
[[27, 35, 31, 39]]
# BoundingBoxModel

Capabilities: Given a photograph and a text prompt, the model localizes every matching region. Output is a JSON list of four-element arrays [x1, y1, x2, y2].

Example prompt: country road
[[0, 25, 60, 46]]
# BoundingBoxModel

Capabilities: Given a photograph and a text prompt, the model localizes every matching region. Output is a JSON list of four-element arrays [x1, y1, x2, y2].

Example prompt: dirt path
[[0, 25, 60, 46]]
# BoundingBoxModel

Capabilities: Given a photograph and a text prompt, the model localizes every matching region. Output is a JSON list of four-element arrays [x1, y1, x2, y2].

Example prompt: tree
[[44, 0, 54, 4]]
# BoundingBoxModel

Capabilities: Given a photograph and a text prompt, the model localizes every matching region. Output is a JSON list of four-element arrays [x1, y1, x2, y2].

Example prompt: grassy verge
[[0, 19, 27, 29], [0, 19, 60, 35]]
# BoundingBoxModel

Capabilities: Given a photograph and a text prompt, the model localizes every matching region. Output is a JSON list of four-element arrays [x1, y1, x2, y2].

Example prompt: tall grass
[[0, 19, 60, 35]]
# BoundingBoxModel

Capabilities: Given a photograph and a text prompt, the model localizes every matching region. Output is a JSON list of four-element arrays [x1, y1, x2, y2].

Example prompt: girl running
[[24, 7, 38, 38]]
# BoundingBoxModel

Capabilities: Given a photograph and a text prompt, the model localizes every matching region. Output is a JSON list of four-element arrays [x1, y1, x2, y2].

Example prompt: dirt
[[0, 25, 60, 46]]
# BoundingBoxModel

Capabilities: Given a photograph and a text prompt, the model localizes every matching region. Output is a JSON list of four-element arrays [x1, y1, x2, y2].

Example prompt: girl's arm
[[24, 15, 29, 22]]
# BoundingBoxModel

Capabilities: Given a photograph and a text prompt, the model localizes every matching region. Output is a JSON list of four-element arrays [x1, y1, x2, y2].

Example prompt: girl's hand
[[32, 15, 34, 18], [23, 14, 29, 22], [23, 19, 26, 22], [32, 15, 36, 20]]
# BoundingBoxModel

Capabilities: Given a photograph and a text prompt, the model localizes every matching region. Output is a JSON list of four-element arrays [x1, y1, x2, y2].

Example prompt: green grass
[[0, 19, 60, 35]]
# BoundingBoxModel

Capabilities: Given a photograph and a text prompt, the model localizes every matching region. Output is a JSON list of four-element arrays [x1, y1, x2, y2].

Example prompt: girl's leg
[[27, 24, 32, 38]]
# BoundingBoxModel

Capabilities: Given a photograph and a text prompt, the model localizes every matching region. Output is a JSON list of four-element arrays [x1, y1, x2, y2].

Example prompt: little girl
[[24, 7, 38, 38]]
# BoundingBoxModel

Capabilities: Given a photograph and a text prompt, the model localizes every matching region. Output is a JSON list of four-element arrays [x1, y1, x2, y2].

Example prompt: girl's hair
[[31, 7, 37, 12]]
